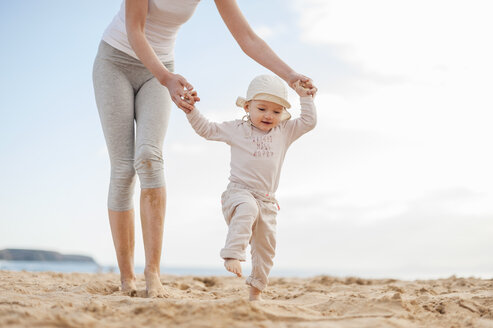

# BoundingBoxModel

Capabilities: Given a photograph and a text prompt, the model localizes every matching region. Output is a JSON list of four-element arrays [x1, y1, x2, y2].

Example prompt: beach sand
[[0, 271, 492, 327]]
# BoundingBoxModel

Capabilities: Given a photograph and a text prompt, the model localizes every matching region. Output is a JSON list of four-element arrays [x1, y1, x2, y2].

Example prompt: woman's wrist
[[285, 70, 301, 86], [158, 69, 173, 86]]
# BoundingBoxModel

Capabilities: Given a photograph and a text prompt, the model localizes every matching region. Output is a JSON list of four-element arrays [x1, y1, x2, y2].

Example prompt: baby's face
[[245, 100, 284, 132]]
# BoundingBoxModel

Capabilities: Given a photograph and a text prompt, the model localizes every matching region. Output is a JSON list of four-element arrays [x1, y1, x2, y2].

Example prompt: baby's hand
[[181, 89, 200, 113], [293, 80, 312, 97]]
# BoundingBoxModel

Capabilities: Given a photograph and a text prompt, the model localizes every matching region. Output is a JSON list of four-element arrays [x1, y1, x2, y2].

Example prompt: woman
[[93, 0, 317, 298]]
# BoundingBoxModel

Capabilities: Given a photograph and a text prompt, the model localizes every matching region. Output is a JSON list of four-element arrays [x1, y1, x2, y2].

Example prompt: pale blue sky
[[1, 0, 492, 279]]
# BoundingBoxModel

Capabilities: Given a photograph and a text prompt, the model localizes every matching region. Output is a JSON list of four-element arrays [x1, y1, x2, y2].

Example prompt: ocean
[[1, 260, 490, 280], [0, 260, 319, 277]]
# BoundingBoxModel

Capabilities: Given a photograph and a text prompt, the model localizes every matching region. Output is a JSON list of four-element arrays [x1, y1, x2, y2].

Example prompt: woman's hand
[[181, 90, 199, 114], [161, 73, 200, 113], [292, 80, 312, 97], [287, 72, 318, 97]]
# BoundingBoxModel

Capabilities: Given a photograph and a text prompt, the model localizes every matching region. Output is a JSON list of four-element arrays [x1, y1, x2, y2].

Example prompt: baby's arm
[[186, 107, 231, 143], [283, 84, 317, 143]]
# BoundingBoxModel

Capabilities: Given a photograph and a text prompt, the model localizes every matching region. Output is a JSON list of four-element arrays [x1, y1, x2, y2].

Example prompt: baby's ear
[[244, 103, 250, 113]]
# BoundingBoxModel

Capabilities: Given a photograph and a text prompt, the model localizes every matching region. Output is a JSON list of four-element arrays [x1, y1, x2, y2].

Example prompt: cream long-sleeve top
[[186, 96, 317, 194]]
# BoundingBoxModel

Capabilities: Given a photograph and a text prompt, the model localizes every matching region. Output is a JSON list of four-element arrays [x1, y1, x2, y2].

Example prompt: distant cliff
[[0, 249, 97, 263]]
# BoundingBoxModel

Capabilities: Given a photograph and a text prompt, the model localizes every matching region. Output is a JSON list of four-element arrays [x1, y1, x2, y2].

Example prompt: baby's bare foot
[[121, 277, 137, 297], [249, 286, 262, 301], [224, 259, 242, 277], [144, 270, 168, 298]]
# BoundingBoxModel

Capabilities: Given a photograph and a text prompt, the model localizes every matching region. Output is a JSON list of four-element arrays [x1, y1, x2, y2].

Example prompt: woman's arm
[[214, 0, 317, 95], [125, 0, 197, 111]]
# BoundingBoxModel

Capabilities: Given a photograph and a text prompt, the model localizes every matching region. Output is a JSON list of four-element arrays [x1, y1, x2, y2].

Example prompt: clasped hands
[[288, 72, 318, 98], [165, 72, 317, 114], [161, 73, 199, 114]]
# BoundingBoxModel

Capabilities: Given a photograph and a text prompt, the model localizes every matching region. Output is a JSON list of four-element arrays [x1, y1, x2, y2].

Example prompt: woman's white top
[[102, 0, 200, 62]]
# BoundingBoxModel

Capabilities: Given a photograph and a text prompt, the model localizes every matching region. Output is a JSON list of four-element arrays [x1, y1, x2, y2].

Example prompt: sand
[[0, 271, 492, 328]]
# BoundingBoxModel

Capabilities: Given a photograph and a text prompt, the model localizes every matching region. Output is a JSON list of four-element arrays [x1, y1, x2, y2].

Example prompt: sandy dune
[[0, 270, 492, 327]]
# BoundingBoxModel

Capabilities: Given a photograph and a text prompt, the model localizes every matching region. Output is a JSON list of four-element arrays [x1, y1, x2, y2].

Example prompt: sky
[[1, 0, 492, 279]]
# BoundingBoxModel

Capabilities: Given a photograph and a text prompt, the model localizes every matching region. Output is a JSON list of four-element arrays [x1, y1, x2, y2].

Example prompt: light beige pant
[[220, 183, 278, 291]]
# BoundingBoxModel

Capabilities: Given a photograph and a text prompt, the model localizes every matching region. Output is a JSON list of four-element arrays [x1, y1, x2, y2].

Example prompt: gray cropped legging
[[92, 41, 174, 211]]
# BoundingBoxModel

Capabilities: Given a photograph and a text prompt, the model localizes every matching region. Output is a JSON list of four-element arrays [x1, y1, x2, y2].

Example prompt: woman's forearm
[[214, 0, 299, 85], [240, 34, 295, 83], [127, 32, 172, 84], [242, 34, 317, 94], [125, 0, 172, 85]]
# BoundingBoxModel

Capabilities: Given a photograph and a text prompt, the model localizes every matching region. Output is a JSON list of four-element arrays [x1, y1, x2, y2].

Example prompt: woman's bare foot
[[249, 286, 262, 301], [121, 276, 137, 297], [144, 270, 168, 298], [224, 259, 242, 277]]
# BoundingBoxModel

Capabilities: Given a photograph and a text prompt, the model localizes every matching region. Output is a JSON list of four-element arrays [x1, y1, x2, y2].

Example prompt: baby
[[183, 75, 317, 300]]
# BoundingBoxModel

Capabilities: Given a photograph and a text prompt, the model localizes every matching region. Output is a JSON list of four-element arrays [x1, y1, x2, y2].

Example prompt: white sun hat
[[236, 74, 292, 121]]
